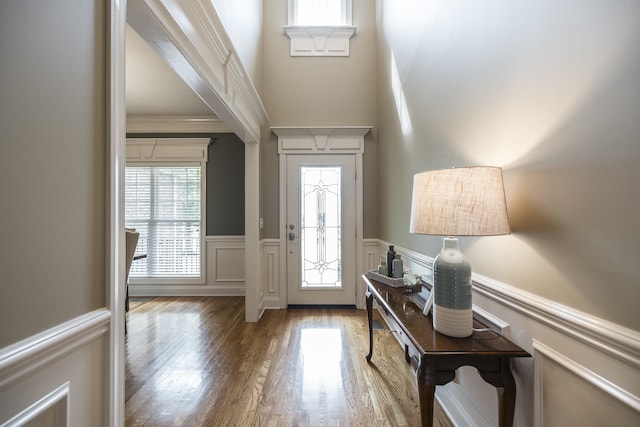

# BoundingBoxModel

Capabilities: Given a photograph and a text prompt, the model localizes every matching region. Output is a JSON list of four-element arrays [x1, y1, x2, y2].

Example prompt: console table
[[364, 275, 530, 427]]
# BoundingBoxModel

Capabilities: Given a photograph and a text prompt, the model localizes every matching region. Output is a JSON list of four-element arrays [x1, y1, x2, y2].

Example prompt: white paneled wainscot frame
[[366, 240, 640, 427], [0, 310, 110, 426]]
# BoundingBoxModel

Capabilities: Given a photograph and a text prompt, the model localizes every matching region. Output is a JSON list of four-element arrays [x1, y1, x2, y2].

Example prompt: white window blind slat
[[125, 166, 201, 278]]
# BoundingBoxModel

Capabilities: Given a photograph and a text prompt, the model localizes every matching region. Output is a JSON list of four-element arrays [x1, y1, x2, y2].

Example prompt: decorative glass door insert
[[286, 155, 356, 305], [300, 166, 342, 288]]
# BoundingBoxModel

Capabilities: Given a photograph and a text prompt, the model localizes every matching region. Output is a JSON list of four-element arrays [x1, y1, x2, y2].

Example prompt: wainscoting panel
[[0, 309, 110, 426], [363, 239, 380, 273], [373, 240, 640, 427], [206, 236, 245, 294], [130, 236, 246, 297], [534, 340, 640, 427], [261, 239, 282, 309]]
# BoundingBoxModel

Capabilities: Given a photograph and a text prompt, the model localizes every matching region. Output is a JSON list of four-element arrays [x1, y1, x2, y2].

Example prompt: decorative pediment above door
[[272, 127, 371, 154]]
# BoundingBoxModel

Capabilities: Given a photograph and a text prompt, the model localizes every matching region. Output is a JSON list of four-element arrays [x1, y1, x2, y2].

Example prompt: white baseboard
[[129, 284, 245, 297]]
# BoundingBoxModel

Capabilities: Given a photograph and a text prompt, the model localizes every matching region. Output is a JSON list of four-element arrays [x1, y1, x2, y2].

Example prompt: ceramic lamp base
[[433, 304, 473, 337]]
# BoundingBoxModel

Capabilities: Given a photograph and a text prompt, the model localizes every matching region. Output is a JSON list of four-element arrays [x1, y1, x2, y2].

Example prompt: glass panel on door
[[300, 166, 342, 289]]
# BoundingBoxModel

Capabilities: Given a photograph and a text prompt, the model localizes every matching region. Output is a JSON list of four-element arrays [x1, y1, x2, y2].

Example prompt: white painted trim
[[473, 273, 640, 370], [284, 26, 357, 57], [127, 0, 268, 143], [533, 339, 640, 427], [2, 382, 69, 427], [371, 239, 640, 426], [288, 0, 353, 26], [0, 309, 111, 390], [363, 238, 380, 273], [355, 153, 364, 309], [274, 126, 369, 309], [435, 384, 492, 427], [261, 239, 282, 309], [472, 305, 510, 335], [206, 236, 245, 284], [126, 115, 230, 133], [244, 142, 261, 321], [127, 235, 247, 296], [125, 138, 210, 162], [124, 146, 209, 287], [272, 126, 371, 154], [278, 154, 288, 309], [374, 239, 640, 371], [107, 0, 126, 424], [129, 284, 245, 297]]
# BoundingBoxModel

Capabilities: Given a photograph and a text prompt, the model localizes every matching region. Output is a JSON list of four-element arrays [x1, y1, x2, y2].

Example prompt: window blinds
[[125, 166, 201, 278]]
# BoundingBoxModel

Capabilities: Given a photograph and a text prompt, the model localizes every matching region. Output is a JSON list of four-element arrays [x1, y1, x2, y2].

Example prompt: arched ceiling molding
[[127, 0, 268, 143]]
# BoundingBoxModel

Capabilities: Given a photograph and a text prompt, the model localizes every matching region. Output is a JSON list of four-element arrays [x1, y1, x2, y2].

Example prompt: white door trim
[[273, 127, 370, 309], [107, 0, 126, 425]]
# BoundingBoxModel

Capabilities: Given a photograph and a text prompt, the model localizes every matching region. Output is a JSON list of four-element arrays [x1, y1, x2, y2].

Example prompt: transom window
[[289, 0, 352, 26], [285, 0, 355, 57]]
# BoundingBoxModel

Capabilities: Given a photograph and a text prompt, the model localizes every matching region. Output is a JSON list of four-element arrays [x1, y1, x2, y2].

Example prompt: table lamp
[[409, 166, 510, 337]]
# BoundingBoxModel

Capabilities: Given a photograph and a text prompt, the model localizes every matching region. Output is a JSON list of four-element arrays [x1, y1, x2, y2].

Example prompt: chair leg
[[125, 283, 129, 335]]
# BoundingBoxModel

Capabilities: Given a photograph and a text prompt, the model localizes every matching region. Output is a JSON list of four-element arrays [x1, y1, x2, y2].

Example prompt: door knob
[[288, 232, 296, 241]]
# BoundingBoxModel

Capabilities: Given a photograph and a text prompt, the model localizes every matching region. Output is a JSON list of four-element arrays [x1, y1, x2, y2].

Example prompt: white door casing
[[273, 127, 371, 308]]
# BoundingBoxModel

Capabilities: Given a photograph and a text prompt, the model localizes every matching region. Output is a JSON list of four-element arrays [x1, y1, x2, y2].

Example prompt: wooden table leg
[[416, 359, 436, 427], [366, 290, 374, 362], [497, 358, 517, 427]]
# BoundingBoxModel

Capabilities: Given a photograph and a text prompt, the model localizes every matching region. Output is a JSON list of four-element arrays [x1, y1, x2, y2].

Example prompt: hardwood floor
[[125, 297, 453, 427]]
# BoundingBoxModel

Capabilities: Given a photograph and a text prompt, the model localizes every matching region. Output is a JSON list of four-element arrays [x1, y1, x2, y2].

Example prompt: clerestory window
[[289, 0, 352, 26], [285, 0, 356, 57]]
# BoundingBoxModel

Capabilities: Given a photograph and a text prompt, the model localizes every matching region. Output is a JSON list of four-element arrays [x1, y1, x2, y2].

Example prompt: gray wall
[[375, 0, 640, 331], [0, 0, 106, 347], [207, 134, 245, 235], [260, 0, 378, 238], [126, 133, 246, 236]]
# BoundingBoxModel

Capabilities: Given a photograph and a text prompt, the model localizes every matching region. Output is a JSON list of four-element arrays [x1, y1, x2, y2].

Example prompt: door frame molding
[[272, 126, 371, 309]]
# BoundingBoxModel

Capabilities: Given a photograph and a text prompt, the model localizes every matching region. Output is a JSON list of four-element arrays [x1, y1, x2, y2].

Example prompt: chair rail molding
[[372, 239, 640, 427], [0, 309, 110, 426], [127, 0, 268, 143]]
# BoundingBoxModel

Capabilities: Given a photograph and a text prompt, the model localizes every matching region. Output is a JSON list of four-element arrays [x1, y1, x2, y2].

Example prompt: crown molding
[[125, 137, 210, 162], [126, 115, 231, 133]]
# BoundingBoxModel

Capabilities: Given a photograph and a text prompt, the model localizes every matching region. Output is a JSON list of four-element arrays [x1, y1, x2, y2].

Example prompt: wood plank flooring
[[125, 297, 453, 427]]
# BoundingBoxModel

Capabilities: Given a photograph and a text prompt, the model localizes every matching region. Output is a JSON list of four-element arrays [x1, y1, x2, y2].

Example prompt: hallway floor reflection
[[125, 296, 453, 426]]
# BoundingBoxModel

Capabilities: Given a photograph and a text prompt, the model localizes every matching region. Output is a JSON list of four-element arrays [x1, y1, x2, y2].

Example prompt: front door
[[286, 155, 356, 305]]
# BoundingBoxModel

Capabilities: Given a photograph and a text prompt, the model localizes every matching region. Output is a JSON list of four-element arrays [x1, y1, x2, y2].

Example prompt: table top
[[364, 275, 530, 359]]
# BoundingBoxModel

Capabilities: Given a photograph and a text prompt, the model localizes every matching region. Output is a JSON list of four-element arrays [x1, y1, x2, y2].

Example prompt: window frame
[[285, 0, 356, 57], [125, 162, 205, 285], [125, 138, 210, 286], [288, 0, 352, 26]]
